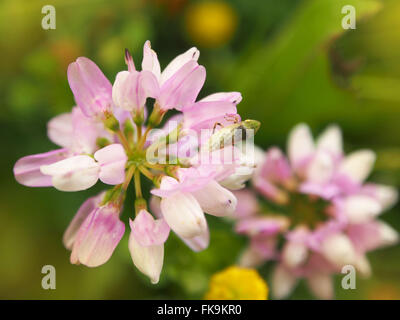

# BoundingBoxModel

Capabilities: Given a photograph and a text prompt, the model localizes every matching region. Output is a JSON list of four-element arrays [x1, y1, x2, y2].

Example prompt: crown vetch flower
[[13, 41, 258, 284], [68, 57, 113, 119], [112, 70, 159, 113], [235, 123, 398, 299], [151, 165, 237, 239], [69, 202, 125, 268], [39, 144, 127, 191], [141, 41, 205, 112], [129, 210, 170, 284], [182, 92, 242, 132]]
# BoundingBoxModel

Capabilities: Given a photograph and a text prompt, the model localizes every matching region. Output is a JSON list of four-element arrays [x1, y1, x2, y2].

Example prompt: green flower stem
[[117, 130, 132, 153], [122, 166, 136, 191], [137, 126, 153, 150], [134, 169, 143, 198], [136, 123, 142, 143], [145, 162, 166, 171], [138, 165, 156, 181]]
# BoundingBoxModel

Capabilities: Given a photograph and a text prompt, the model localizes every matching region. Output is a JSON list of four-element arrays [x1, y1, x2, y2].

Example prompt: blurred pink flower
[[235, 123, 398, 299]]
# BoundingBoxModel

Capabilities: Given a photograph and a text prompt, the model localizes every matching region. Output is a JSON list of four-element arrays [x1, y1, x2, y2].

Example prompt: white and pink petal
[[14, 149, 68, 187], [130, 210, 170, 247], [40, 155, 100, 192], [70, 204, 125, 267]]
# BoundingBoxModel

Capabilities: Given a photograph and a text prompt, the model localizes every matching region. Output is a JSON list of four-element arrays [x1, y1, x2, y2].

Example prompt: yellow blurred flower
[[204, 266, 268, 300], [185, 1, 237, 48]]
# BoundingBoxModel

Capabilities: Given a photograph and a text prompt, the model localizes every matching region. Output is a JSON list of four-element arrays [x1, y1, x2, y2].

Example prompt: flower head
[[14, 41, 259, 283]]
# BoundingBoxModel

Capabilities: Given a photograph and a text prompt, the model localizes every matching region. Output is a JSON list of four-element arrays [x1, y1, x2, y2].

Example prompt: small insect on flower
[[204, 115, 261, 152]]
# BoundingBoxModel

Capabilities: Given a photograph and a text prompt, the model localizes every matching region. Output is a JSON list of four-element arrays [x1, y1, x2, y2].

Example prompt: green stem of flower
[[134, 169, 143, 198], [145, 162, 166, 171], [137, 126, 152, 149], [136, 123, 142, 144], [138, 165, 155, 181], [122, 166, 136, 191], [117, 130, 131, 152], [110, 165, 135, 207], [101, 184, 123, 206]]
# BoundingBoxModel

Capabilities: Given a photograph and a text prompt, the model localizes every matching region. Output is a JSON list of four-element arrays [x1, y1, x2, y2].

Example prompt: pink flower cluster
[[13, 41, 251, 284], [234, 124, 398, 299]]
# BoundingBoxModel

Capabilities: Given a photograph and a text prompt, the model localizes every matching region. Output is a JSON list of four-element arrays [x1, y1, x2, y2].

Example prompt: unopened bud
[[148, 103, 165, 127], [104, 114, 120, 132]]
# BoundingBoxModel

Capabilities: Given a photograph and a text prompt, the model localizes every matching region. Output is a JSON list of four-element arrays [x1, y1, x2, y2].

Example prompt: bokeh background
[[1, 0, 400, 299]]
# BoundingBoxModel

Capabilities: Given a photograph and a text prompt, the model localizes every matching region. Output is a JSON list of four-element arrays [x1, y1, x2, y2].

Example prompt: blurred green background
[[1, 0, 400, 299]]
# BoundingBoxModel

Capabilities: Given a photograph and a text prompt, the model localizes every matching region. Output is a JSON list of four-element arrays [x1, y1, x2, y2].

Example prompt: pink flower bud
[[70, 204, 125, 267]]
